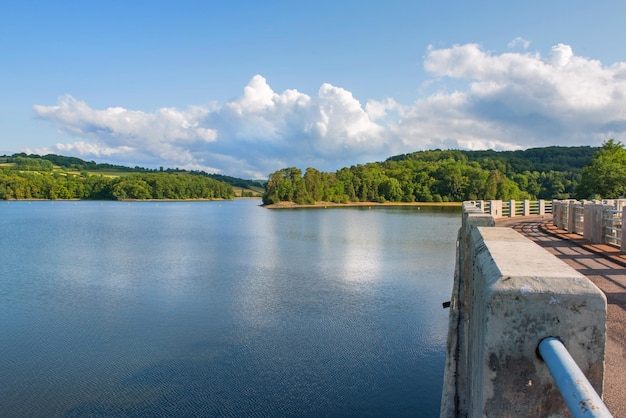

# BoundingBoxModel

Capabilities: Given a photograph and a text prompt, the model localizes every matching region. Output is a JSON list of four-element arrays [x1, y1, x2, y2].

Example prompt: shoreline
[[263, 201, 462, 209], [2, 198, 462, 208], [1, 197, 252, 202]]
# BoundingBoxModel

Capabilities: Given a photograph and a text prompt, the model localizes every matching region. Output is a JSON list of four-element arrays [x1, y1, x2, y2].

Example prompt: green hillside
[[263, 146, 599, 205], [0, 154, 263, 200], [0, 146, 604, 203]]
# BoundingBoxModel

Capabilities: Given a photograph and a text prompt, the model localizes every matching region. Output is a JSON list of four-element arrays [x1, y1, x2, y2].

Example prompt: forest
[[0, 155, 236, 200], [3, 143, 621, 203], [262, 146, 600, 205]]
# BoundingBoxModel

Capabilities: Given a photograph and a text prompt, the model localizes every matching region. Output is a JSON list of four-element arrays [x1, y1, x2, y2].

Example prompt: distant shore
[[263, 201, 462, 209]]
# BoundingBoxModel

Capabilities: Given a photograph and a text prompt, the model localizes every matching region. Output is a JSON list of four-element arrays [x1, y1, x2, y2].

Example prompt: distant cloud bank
[[33, 42, 626, 178]]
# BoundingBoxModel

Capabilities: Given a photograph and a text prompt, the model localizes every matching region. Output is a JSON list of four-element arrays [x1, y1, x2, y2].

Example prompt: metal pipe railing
[[538, 337, 612, 417], [469, 200, 553, 217], [603, 208, 622, 247], [573, 204, 585, 235], [552, 200, 624, 247]]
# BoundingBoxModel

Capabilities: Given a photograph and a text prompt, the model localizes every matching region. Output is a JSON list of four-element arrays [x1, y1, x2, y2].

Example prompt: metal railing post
[[538, 337, 612, 417]]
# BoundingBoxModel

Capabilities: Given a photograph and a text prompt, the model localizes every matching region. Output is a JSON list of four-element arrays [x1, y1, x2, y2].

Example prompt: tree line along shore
[[0, 155, 247, 200], [2, 142, 625, 204], [264, 201, 462, 209], [262, 145, 611, 205]]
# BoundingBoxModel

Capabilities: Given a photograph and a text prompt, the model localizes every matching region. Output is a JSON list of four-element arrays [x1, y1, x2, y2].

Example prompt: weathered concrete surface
[[442, 205, 608, 418], [440, 204, 495, 417], [467, 227, 606, 417], [621, 207, 626, 253], [497, 215, 626, 417], [489, 200, 503, 218], [584, 203, 606, 244], [567, 200, 578, 233]]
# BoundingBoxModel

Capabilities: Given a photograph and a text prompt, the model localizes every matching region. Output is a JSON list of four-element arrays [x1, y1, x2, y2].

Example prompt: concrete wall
[[552, 201, 567, 230], [488, 200, 502, 218], [567, 200, 578, 233], [474, 199, 547, 219], [441, 203, 607, 417], [622, 206, 626, 253], [440, 203, 495, 417], [583, 203, 605, 244], [554, 199, 625, 248]]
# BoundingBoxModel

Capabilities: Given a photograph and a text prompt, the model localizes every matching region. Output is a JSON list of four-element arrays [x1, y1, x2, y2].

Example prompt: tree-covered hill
[[3, 153, 266, 191], [0, 154, 262, 200], [389, 146, 597, 173], [263, 146, 600, 205], [1, 145, 605, 203]]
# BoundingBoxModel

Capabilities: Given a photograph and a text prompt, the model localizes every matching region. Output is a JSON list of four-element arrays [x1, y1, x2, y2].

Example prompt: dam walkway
[[496, 215, 626, 417]]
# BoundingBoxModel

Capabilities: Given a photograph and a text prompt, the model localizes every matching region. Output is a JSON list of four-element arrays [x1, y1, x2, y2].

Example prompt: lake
[[0, 199, 460, 417]]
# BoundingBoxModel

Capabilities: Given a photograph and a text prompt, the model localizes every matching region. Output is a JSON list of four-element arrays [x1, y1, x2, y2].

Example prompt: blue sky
[[2, 1, 626, 178]]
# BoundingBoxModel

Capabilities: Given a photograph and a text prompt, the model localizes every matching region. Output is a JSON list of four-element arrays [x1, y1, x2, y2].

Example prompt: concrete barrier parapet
[[441, 202, 607, 417], [583, 203, 604, 244], [468, 227, 606, 416], [552, 199, 626, 249], [467, 199, 548, 219]]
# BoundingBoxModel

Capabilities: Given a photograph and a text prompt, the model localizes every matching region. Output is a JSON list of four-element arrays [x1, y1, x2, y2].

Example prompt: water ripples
[[0, 200, 459, 417]]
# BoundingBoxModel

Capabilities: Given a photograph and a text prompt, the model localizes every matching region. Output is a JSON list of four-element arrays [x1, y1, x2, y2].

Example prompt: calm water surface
[[0, 199, 460, 417]]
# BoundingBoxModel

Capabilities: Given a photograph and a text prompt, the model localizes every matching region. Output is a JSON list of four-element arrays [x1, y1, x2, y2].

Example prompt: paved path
[[496, 215, 626, 417]]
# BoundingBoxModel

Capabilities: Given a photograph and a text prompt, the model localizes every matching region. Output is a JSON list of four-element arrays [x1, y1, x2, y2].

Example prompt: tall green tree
[[263, 168, 302, 204], [576, 139, 626, 199], [304, 168, 324, 202]]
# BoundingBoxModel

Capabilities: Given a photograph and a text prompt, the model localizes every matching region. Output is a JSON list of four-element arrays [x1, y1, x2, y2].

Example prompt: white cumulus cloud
[[420, 42, 626, 147], [34, 76, 392, 178], [33, 43, 626, 178], [508, 37, 530, 50]]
